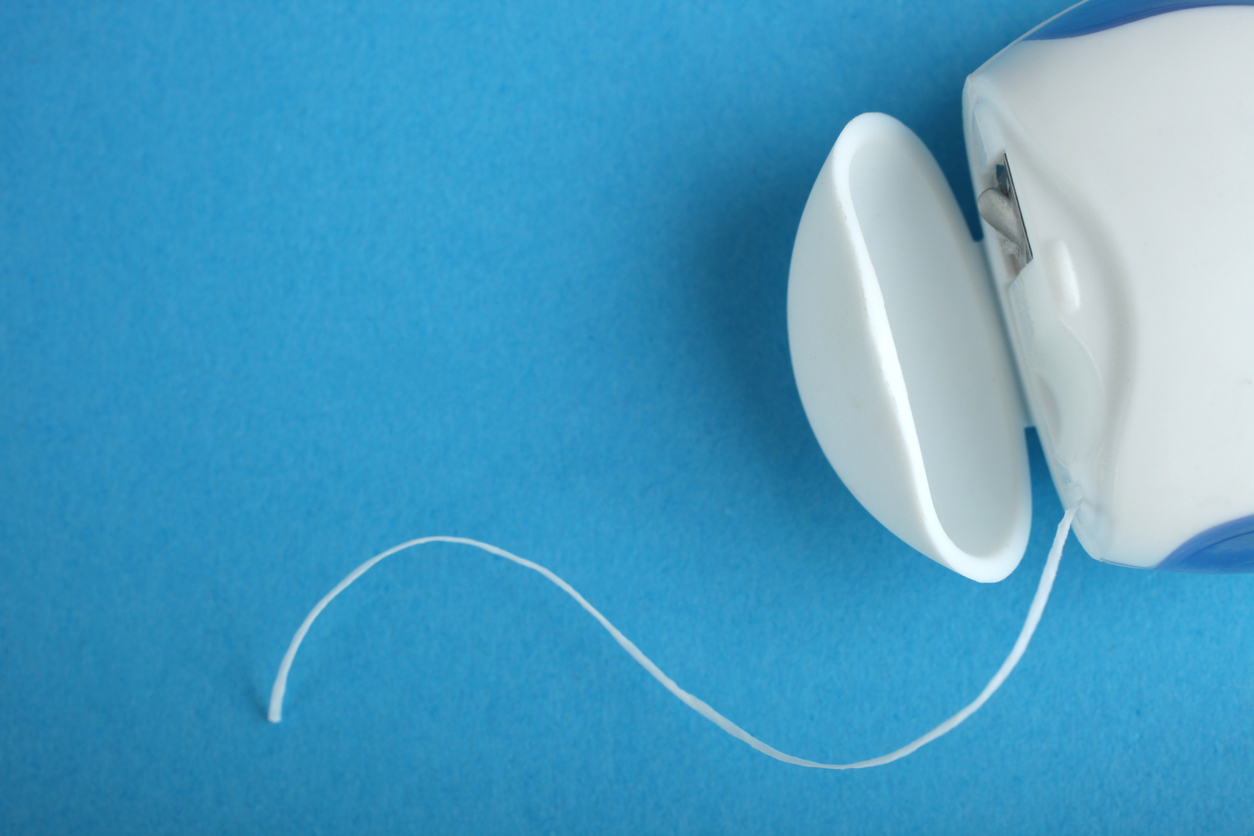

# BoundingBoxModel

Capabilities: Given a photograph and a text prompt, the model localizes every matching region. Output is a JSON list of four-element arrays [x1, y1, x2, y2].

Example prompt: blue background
[[4, 1, 1253, 833]]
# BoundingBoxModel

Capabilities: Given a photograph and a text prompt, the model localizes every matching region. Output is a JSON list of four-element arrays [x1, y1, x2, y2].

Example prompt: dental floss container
[[788, 0, 1254, 580]]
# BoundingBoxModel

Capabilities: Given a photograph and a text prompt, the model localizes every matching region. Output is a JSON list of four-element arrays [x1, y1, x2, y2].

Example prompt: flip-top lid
[[788, 113, 1031, 582]]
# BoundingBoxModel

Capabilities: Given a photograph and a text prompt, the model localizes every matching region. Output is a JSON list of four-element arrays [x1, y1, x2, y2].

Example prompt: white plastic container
[[789, 0, 1254, 579]]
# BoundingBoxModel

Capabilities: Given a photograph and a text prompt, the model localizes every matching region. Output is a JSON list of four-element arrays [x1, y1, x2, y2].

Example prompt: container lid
[[787, 113, 1031, 582]]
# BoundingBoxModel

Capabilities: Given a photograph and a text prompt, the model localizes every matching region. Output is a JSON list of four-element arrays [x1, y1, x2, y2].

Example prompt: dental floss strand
[[269, 506, 1077, 769]]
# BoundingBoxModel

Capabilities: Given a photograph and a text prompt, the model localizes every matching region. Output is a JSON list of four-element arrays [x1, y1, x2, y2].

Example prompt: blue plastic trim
[[1028, 0, 1254, 39], [1156, 514, 1254, 573]]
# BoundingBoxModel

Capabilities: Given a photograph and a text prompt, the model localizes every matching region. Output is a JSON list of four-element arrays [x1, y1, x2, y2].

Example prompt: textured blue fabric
[[1028, 0, 1254, 39], [4, 1, 1254, 834]]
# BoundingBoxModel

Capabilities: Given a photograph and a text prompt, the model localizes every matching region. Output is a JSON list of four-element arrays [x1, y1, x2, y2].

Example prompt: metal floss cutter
[[788, 0, 1254, 582]]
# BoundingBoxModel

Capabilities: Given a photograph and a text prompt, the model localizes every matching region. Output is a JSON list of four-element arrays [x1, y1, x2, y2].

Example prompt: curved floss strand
[[269, 506, 1076, 769]]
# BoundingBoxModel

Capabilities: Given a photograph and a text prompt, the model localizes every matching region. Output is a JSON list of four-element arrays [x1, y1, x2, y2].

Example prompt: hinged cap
[[788, 113, 1031, 582]]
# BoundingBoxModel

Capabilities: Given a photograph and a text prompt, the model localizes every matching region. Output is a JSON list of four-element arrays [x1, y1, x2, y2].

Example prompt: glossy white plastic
[[788, 114, 1030, 582], [966, 6, 1254, 568], [790, 4, 1254, 576]]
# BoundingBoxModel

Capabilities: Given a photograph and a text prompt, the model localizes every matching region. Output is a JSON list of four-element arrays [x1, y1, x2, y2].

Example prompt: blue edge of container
[[1157, 515, 1254, 574], [1029, 0, 1254, 40]]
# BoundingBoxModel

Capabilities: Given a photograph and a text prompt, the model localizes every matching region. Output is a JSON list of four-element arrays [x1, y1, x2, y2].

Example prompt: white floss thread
[[269, 505, 1076, 769]]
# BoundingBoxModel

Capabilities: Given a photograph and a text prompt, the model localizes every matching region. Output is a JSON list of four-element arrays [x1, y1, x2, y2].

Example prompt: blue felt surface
[[4, 1, 1254, 833]]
